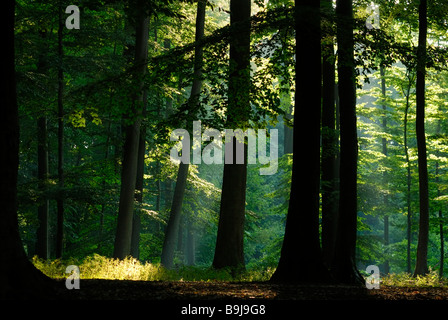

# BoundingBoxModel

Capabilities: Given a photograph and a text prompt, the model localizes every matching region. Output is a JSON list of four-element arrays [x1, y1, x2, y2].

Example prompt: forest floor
[[56, 279, 448, 301]]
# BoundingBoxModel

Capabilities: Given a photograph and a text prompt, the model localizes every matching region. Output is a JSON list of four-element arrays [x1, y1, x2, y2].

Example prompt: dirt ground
[[57, 279, 448, 301]]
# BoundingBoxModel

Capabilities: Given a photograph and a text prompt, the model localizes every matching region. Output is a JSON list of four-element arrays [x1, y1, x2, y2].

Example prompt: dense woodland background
[[4, 0, 448, 295]]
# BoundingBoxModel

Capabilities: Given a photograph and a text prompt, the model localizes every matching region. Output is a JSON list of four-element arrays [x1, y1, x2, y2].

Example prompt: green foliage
[[32, 254, 274, 282], [382, 270, 448, 287], [14, 0, 448, 285]]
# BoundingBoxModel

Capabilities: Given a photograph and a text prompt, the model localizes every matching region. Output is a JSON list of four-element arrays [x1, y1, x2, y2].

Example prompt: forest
[[2, 0, 448, 304]]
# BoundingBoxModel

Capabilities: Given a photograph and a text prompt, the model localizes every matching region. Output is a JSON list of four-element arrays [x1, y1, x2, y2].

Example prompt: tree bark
[[36, 29, 50, 259], [0, 0, 54, 298], [160, 0, 206, 269], [36, 116, 49, 259], [331, 0, 364, 286], [161, 162, 189, 268], [56, 0, 65, 259], [114, 10, 149, 259], [404, 72, 412, 274], [413, 0, 429, 277], [380, 65, 390, 275], [213, 0, 251, 273], [321, 0, 339, 268], [270, 0, 330, 283], [130, 89, 147, 259]]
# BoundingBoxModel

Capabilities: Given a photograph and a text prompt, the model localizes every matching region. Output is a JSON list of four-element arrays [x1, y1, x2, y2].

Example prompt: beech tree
[[321, 0, 339, 268], [161, 0, 206, 269], [270, 0, 330, 283], [213, 0, 251, 272], [0, 0, 54, 298], [331, 0, 364, 285], [113, 2, 149, 259], [413, 0, 429, 277]]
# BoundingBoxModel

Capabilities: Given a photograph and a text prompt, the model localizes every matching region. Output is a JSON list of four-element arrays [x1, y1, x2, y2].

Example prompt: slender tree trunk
[[380, 65, 390, 275], [160, 0, 206, 269], [213, 0, 251, 273], [413, 0, 429, 277], [404, 78, 412, 274], [439, 203, 444, 278], [186, 209, 196, 266], [321, 0, 339, 268], [56, 2, 65, 259], [114, 10, 149, 260], [131, 91, 147, 259], [36, 30, 50, 259], [331, 0, 364, 286], [0, 1, 54, 298], [36, 116, 49, 259], [271, 0, 330, 283], [161, 162, 189, 268], [436, 158, 444, 278], [436, 121, 444, 278]]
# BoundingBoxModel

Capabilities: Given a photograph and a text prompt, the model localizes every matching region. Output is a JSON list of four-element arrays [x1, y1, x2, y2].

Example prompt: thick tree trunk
[[114, 12, 149, 260], [0, 0, 54, 298], [413, 0, 429, 277], [213, 0, 251, 273], [270, 0, 330, 283], [331, 0, 364, 286], [321, 0, 339, 268]]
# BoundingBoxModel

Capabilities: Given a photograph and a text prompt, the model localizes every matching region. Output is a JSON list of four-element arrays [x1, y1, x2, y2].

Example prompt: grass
[[381, 270, 448, 287], [33, 255, 448, 287], [32, 254, 275, 282]]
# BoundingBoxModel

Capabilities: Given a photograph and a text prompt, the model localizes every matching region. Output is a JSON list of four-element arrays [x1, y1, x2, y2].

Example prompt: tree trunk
[[186, 210, 196, 266], [380, 65, 390, 275], [0, 0, 54, 298], [331, 0, 364, 286], [160, 0, 206, 269], [321, 0, 339, 268], [213, 0, 251, 273], [36, 116, 49, 259], [436, 159, 444, 277], [56, 1, 65, 259], [161, 162, 189, 268], [130, 89, 147, 259], [36, 30, 50, 259], [413, 0, 429, 277], [271, 0, 330, 283], [404, 76, 412, 274], [114, 10, 149, 260]]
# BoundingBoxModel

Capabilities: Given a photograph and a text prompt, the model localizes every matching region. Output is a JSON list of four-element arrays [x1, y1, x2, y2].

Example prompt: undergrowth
[[381, 270, 448, 287], [33, 255, 448, 287], [32, 254, 275, 282]]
